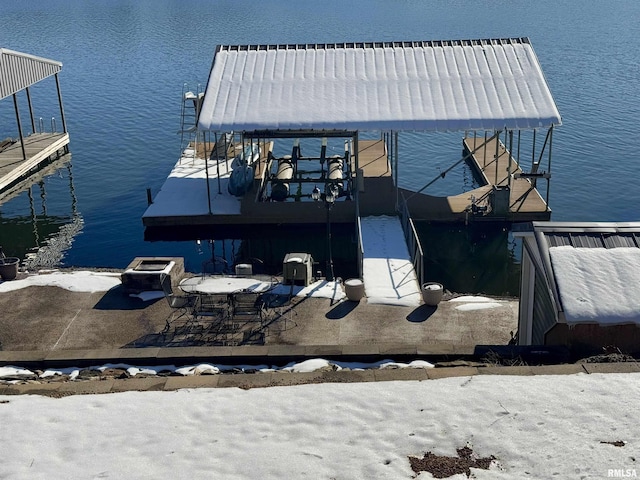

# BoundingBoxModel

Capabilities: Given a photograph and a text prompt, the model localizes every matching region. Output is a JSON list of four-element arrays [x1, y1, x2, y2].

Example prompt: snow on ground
[[0, 358, 435, 381], [0, 270, 345, 301], [449, 296, 504, 311], [1, 373, 638, 479], [361, 215, 422, 307], [0, 270, 121, 293]]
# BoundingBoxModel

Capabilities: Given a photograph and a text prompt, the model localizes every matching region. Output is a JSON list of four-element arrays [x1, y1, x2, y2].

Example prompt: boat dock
[[0, 49, 70, 201], [143, 133, 551, 232], [0, 133, 70, 198], [142, 138, 397, 231]]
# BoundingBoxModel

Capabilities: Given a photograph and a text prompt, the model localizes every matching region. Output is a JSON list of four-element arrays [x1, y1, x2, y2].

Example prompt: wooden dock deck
[[144, 133, 551, 234], [463, 135, 551, 220], [0, 133, 70, 197], [403, 136, 551, 223]]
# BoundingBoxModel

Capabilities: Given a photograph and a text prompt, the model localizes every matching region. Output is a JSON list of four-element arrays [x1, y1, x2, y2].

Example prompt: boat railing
[[398, 191, 424, 287]]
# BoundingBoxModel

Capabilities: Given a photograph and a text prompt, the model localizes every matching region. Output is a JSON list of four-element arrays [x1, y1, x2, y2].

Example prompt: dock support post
[[12, 93, 27, 161], [326, 205, 334, 282], [204, 131, 212, 214], [531, 129, 536, 171], [508, 130, 513, 189], [546, 125, 553, 207], [494, 129, 500, 185], [55, 73, 68, 134], [26, 87, 36, 134]]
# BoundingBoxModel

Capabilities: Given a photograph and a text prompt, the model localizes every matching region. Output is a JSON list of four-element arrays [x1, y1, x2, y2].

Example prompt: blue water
[[1, 0, 640, 283]]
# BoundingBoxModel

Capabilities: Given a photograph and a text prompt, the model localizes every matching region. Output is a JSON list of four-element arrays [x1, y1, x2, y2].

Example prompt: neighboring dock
[[0, 132, 70, 195], [0, 49, 70, 201]]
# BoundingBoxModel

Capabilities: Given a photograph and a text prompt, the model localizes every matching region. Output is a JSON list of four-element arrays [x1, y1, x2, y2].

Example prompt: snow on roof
[[0, 48, 62, 100], [198, 38, 561, 133], [549, 246, 640, 325]]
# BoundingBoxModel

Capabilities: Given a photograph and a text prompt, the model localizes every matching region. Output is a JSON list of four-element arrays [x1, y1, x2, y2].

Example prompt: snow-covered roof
[[0, 48, 62, 100], [198, 38, 561, 133], [527, 222, 640, 326]]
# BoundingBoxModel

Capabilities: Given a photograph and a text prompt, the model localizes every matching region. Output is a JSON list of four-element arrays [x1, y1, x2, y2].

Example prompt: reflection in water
[[146, 224, 358, 280], [147, 221, 518, 295], [0, 157, 84, 268], [416, 223, 521, 297]]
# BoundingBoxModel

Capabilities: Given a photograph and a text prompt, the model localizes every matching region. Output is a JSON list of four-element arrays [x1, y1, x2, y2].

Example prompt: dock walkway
[[360, 215, 422, 307]]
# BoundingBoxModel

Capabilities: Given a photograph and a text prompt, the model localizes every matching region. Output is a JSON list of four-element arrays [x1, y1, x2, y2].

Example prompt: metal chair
[[194, 293, 230, 321], [230, 291, 265, 325], [201, 256, 229, 278], [261, 292, 298, 333], [161, 273, 197, 332]]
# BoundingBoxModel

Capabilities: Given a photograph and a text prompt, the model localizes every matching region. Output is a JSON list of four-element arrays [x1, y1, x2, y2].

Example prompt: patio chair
[[194, 293, 230, 321], [230, 291, 265, 325], [261, 292, 298, 333], [161, 273, 197, 331]]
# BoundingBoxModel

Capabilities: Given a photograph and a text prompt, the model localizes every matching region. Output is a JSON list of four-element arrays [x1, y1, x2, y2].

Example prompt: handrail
[[50, 117, 57, 133], [356, 215, 364, 279], [398, 191, 424, 287]]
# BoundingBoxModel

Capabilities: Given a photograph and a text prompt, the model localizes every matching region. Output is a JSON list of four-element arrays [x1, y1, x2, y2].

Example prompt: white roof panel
[[198, 38, 561, 133]]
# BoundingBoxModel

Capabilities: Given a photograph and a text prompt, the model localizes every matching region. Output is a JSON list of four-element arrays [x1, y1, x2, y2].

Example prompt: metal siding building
[[515, 222, 640, 349]]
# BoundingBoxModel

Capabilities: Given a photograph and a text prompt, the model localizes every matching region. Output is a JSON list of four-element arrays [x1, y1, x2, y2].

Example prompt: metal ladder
[[179, 83, 204, 159]]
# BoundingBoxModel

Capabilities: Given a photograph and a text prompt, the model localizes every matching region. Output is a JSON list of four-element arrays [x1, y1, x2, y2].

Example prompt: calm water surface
[[1, 0, 639, 294]]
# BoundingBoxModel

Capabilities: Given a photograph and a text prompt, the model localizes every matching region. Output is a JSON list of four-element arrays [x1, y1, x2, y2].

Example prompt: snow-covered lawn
[[1, 373, 638, 479]]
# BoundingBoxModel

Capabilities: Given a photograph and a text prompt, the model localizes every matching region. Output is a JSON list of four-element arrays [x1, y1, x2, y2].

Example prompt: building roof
[[523, 222, 640, 326], [0, 48, 62, 100], [197, 38, 562, 134]]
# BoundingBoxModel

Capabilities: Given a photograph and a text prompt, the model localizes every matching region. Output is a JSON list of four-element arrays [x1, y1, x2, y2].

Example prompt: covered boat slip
[[0, 49, 70, 199], [145, 38, 560, 228], [144, 37, 561, 300]]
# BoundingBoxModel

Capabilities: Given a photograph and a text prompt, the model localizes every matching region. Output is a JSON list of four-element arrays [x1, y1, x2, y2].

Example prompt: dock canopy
[[198, 38, 561, 133], [0, 48, 62, 100]]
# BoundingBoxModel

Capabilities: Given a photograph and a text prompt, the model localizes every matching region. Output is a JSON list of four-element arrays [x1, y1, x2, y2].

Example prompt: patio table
[[179, 275, 274, 295]]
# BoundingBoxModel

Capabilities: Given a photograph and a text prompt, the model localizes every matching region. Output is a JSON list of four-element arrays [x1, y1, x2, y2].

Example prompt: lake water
[[1, 0, 639, 295]]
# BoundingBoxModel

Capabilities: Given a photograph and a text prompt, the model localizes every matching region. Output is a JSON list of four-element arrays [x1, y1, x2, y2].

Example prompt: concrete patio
[[0, 270, 518, 369]]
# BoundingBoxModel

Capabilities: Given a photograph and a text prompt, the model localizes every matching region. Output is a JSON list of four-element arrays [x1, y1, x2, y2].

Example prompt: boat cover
[[198, 38, 561, 133]]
